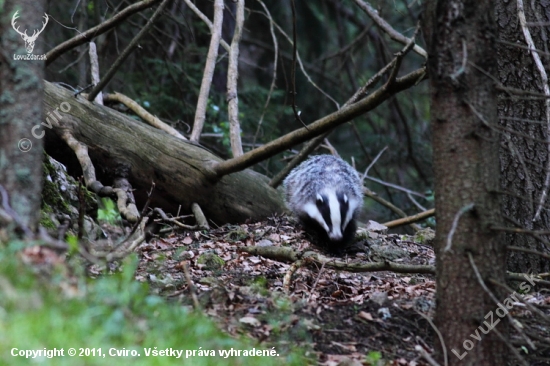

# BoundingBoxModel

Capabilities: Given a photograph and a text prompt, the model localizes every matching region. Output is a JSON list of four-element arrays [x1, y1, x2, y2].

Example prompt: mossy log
[[42, 81, 285, 224]]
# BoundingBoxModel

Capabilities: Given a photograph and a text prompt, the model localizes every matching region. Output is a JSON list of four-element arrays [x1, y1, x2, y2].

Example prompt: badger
[[283, 154, 363, 252]]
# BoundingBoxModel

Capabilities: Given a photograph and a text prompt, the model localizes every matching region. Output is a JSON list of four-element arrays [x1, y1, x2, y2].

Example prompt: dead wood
[[240, 246, 436, 274], [103, 92, 186, 140], [383, 208, 436, 228], [43, 81, 285, 224]]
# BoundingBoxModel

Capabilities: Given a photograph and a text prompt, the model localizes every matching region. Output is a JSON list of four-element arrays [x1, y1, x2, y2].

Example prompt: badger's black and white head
[[302, 189, 360, 243], [283, 155, 364, 252]]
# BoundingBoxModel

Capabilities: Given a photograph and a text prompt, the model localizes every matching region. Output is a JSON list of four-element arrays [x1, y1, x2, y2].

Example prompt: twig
[[362, 146, 388, 182], [407, 192, 428, 212], [307, 261, 327, 303], [103, 92, 187, 140], [252, 0, 278, 148], [189, 0, 224, 142], [88, 0, 170, 101], [450, 39, 468, 81], [46, 0, 162, 66], [517, 0, 550, 222], [506, 273, 550, 286], [507, 245, 550, 260], [383, 208, 435, 229], [211, 67, 427, 178], [503, 134, 534, 212], [181, 0, 230, 52], [363, 187, 419, 229], [443, 203, 474, 252], [271, 21, 340, 109], [289, 0, 307, 128], [321, 138, 339, 157], [363, 174, 426, 198], [269, 132, 330, 188], [468, 252, 536, 351], [414, 345, 441, 366], [241, 246, 435, 274], [488, 278, 550, 323], [384, 23, 420, 88], [126, 182, 155, 240], [183, 261, 201, 311], [59, 131, 98, 188], [492, 326, 530, 366], [415, 311, 447, 366], [73, 84, 94, 97], [283, 260, 302, 293], [153, 207, 197, 230], [345, 57, 396, 106], [77, 178, 86, 241], [353, 0, 427, 59]]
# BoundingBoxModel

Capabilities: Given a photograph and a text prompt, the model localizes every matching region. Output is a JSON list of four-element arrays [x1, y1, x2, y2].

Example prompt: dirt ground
[[135, 215, 439, 365], [20, 212, 550, 365]]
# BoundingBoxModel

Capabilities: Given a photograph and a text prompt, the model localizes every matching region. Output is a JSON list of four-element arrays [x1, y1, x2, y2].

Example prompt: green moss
[[39, 207, 57, 230], [197, 252, 225, 271], [225, 227, 248, 242], [42, 157, 68, 210]]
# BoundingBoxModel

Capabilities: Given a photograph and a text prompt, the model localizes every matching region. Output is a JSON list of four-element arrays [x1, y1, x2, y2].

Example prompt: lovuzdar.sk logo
[[11, 10, 49, 61]]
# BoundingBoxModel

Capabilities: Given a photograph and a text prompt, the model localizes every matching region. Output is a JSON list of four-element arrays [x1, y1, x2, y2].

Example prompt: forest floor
[[134, 215, 439, 365]]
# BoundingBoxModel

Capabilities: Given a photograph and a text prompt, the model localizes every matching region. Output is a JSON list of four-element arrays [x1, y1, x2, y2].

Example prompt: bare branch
[[87, 0, 170, 101], [289, 0, 307, 127], [46, 0, 161, 66], [271, 22, 340, 109], [361, 146, 388, 181], [252, 0, 279, 148], [444, 203, 474, 252], [363, 174, 426, 197], [102, 92, 187, 140], [363, 187, 421, 231], [240, 246, 436, 274], [353, 0, 427, 59], [415, 312, 448, 366], [189, 0, 224, 142], [211, 67, 427, 178], [227, 0, 245, 157], [383, 208, 435, 229], [468, 253, 537, 352], [516, 0, 550, 222], [88, 42, 103, 105], [182, 0, 230, 52]]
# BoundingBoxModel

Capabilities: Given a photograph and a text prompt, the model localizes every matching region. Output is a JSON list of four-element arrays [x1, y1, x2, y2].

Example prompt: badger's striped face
[[302, 189, 359, 241]]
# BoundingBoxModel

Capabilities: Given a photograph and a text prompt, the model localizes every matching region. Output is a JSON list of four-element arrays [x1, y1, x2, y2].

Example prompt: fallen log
[[43, 81, 286, 224]]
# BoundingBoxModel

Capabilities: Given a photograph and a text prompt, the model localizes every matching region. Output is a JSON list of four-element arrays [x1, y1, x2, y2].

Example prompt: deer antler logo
[[11, 11, 49, 54]]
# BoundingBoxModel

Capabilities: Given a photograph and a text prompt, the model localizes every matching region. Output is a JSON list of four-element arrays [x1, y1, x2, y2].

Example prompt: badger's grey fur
[[283, 155, 363, 252]]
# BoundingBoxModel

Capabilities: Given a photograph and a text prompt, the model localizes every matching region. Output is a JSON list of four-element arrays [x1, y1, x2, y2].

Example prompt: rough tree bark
[[43, 81, 285, 225], [497, 0, 550, 274], [423, 0, 508, 364], [0, 0, 46, 232]]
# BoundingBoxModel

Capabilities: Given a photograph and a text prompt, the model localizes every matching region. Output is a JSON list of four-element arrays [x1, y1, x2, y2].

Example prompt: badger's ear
[[316, 193, 324, 204]]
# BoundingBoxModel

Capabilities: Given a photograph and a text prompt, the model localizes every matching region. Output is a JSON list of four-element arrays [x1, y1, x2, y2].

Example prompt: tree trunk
[[42, 81, 286, 225], [0, 0, 46, 232], [423, 0, 508, 364], [497, 0, 550, 273]]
